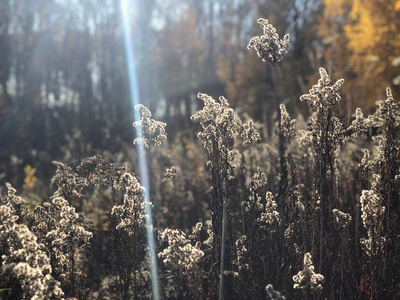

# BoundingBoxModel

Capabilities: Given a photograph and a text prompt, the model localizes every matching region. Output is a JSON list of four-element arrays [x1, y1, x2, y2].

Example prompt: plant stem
[[219, 198, 227, 300]]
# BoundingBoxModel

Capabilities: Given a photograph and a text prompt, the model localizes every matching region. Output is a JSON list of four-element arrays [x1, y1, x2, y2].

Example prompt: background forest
[[1, 0, 400, 299], [1, 0, 400, 188]]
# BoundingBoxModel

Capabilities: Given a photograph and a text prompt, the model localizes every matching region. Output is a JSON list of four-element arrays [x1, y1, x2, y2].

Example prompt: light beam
[[119, 0, 160, 299]]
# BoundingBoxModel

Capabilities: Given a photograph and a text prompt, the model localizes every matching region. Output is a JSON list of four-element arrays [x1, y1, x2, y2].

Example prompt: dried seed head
[[248, 19, 290, 63], [133, 104, 167, 148], [293, 253, 324, 292]]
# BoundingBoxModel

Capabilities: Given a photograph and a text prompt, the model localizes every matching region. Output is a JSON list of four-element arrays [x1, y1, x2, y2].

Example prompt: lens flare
[[119, 0, 160, 298]]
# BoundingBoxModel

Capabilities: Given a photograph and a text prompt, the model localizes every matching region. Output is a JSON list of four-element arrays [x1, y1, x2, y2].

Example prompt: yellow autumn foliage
[[396, 0, 400, 10], [323, 0, 349, 19], [320, 0, 400, 109], [23, 165, 37, 189]]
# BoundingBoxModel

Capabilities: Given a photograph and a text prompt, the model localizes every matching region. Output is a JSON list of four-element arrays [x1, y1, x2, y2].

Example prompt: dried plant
[[157, 224, 204, 299], [359, 190, 385, 256], [247, 18, 290, 63], [279, 104, 296, 139], [191, 92, 255, 299], [33, 196, 92, 297], [133, 104, 167, 148], [265, 284, 286, 300], [158, 229, 204, 273], [257, 192, 281, 228], [162, 166, 177, 182], [234, 235, 249, 272], [332, 208, 352, 228], [293, 252, 324, 293], [1, 185, 65, 299]]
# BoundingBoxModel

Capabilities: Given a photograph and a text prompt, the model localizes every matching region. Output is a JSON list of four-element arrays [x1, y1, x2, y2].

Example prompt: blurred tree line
[[0, 0, 399, 190]]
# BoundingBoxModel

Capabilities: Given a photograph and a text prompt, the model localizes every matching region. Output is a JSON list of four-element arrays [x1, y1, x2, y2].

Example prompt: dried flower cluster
[[51, 161, 87, 199], [234, 235, 249, 271], [300, 68, 344, 107], [266, 284, 286, 300], [37, 196, 92, 290], [191, 92, 262, 297], [258, 191, 281, 227], [1, 185, 65, 299], [133, 104, 167, 148], [246, 168, 268, 213], [158, 228, 204, 274], [332, 208, 352, 228], [163, 166, 177, 181], [241, 121, 261, 144], [293, 253, 324, 292], [372, 88, 400, 127], [359, 190, 385, 256], [297, 68, 347, 152], [191, 93, 243, 156], [203, 220, 214, 247], [250, 168, 268, 190], [346, 108, 370, 137], [247, 18, 290, 63], [279, 104, 296, 138], [111, 172, 146, 234]]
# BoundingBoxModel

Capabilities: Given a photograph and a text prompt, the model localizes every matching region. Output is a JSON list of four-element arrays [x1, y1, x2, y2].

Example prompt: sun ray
[[119, 0, 160, 298]]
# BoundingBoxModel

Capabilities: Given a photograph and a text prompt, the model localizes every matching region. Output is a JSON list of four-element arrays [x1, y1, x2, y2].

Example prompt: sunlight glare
[[119, 0, 160, 299]]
